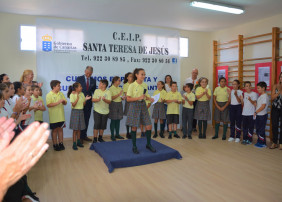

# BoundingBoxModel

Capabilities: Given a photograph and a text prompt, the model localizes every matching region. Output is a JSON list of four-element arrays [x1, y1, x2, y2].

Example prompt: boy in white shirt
[[254, 81, 269, 148], [241, 81, 257, 145]]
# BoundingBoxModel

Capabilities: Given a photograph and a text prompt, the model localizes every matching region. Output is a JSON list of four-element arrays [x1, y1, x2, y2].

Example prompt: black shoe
[[146, 144, 156, 153], [182, 135, 187, 139], [77, 141, 84, 147], [72, 144, 78, 150], [153, 134, 158, 138], [111, 136, 116, 141], [59, 143, 65, 150], [53, 144, 61, 151], [199, 134, 203, 139], [92, 138, 97, 143], [188, 136, 192, 139], [115, 135, 124, 139], [132, 146, 139, 154], [174, 134, 180, 138], [160, 133, 165, 138], [23, 192, 40, 202], [168, 134, 172, 139], [202, 134, 206, 139], [193, 128, 197, 132], [98, 138, 105, 142], [83, 137, 92, 141], [126, 133, 132, 139], [222, 136, 226, 140], [212, 136, 218, 139]]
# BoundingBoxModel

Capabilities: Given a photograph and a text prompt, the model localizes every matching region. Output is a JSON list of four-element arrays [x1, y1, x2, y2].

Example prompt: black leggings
[[271, 107, 282, 144]]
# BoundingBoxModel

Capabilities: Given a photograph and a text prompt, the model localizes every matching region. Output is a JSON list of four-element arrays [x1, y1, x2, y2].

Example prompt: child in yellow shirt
[[109, 76, 125, 141], [123, 72, 133, 139], [182, 83, 195, 139], [31, 85, 46, 123], [126, 68, 155, 154], [68, 82, 91, 150], [92, 79, 111, 143], [46, 80, 67, 151], [152, 81, 167, 138], [194, 77, 212, 139], [212, 77, 230, 140], [165, 82, 182, 139]]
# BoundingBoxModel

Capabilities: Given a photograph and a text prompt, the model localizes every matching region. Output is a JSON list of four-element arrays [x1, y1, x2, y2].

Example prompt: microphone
[[143, 89, 147, 94]]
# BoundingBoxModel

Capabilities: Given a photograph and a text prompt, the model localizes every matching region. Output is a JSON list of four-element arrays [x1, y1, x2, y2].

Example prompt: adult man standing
[[76, 66, 96, 142], [184, 68, 199, 132]]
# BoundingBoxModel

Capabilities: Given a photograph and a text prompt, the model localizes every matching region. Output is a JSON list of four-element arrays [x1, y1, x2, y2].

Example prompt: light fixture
[[190, 0, 244, 15]]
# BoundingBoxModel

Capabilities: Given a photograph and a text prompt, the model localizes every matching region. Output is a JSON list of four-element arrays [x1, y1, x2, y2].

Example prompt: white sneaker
[[228, 137, 234, 142], [235, 138, 240, 143]]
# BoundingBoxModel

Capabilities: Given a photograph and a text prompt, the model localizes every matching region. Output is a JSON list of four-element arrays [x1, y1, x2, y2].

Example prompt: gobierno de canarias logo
[[42, 34, 52, 52]]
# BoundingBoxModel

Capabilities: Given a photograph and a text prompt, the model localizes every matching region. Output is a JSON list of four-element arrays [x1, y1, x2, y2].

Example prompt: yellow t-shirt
[[195, 87, 211, 102], [153, 89, 167, 103], [70, 92, 85, 109], [123, 82, 131, 95], [46, 91, 67, 123], [213, 86, 229, 102], [109, 85, 122, 102], [127, 81, 149, 100], [31, 95, 44, 121], [183, 92, 196, 109], [93, 89, 112, 115], [165, 91, 182, 115]]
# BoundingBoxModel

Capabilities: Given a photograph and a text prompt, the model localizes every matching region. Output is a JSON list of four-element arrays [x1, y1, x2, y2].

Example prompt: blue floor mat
[[90, 138, 182, 173]]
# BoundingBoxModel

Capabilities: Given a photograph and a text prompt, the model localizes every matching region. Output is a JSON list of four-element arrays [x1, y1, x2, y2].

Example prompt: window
[[20, 26, 36, 51], [180, 37, 189, 57]]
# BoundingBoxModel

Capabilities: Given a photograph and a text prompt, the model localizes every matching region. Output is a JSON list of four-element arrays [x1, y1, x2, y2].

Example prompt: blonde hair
[[20, 70, 33, 82]]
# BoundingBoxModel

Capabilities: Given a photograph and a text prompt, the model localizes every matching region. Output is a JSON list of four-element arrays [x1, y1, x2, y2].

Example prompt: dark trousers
[[193, 100, 197, 129], [256, 114, 268, 144], [81, 100, 92, 139], [230, 104, 242, 138], [271, 107, 282, 144], [163, 104, 168, 130], [182, 108, 194, 136], [4, 175, 29, 202], [242, 115, 255, 141]]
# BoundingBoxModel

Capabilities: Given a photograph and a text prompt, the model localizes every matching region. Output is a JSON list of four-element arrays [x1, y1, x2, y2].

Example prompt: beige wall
[[0, 13, 36, 82], [0, 12, 212, 87]]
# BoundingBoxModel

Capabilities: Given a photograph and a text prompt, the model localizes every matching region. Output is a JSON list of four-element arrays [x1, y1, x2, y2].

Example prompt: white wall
[[0, 12, 212, 86]]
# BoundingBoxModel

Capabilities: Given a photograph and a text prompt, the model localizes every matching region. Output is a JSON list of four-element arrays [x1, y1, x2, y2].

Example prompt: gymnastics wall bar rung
[[216, 60, 238, 64], [228, 65, 238, 68], [228, 70, 238, 73], [243, 64, 256, 66], [217, 39, 238, 45], [218, 45, 238, 50], [243, 39, 272, 46], [242, 75, 255, 77], [242, 57, 272, 62], [228, 76, 238, 78], [242, 33, 272, 40], [279, 38, 282, 40], [243, 70, 255, 72]]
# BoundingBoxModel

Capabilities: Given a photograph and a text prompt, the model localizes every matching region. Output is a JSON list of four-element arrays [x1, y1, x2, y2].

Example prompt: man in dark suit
[[76, 66, 96, 142]]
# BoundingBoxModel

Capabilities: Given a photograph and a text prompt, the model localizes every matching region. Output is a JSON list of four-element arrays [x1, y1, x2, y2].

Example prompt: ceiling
[[0, 0, 282, 31]]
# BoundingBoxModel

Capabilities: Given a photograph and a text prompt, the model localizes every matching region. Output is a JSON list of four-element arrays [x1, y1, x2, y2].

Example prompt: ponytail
[[67, 82, 81, 98]]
